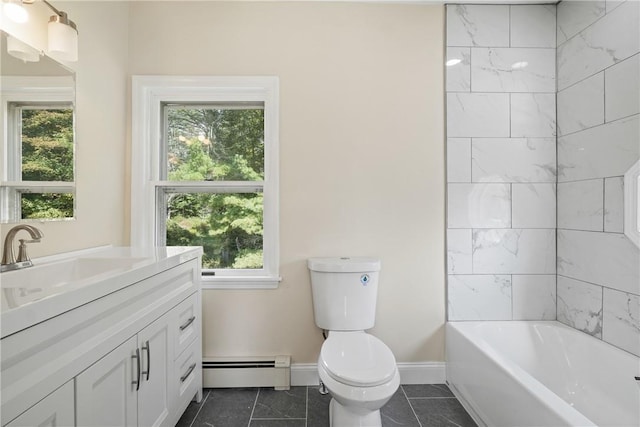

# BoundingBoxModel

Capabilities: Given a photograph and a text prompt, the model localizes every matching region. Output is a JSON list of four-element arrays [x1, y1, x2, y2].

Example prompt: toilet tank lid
[[307, 257, 381, 273]]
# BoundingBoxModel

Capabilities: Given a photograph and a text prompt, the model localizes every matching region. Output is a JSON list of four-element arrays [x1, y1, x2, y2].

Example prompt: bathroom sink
[[1, 256, 149, 290]]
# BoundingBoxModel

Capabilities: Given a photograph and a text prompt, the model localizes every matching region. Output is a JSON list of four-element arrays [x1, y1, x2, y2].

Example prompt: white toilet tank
[[307, 257, 381, 331]]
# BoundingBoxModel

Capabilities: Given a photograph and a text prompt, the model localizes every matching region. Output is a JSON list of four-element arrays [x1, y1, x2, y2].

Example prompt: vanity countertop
[[0, 246, 202, 338]]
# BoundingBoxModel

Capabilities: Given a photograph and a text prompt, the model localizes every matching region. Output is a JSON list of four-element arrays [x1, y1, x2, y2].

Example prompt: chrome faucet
[[1, 225, 43, 272]]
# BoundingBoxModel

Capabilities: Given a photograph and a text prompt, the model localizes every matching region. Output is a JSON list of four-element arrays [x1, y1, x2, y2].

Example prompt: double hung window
[[1, 77, 75, 222], [131, 76, 279, 288]]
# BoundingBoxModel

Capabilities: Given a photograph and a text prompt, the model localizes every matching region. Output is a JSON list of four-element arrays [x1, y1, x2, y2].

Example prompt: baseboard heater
[[202, 356, 291, 390]]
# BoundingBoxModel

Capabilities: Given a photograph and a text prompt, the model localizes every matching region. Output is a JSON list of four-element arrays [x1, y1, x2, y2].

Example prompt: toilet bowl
[[318, 331, 400, 427]]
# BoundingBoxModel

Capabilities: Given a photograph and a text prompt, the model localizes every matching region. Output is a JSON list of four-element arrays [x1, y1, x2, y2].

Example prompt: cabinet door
[[76, 336, 138, 427], [6, 381, 74, 427], [138, 312, 172, 427]]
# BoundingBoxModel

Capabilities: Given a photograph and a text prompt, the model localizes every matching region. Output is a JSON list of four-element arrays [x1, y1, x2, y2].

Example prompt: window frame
[[131, 76, 280, 289], [1, 76, 76, 222]]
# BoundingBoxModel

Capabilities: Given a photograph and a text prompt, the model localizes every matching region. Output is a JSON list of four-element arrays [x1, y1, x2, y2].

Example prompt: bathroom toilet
[[308, 257, 400, 427]]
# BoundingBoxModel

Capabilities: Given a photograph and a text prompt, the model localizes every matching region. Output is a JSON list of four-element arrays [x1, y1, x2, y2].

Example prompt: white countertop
[[0, 246, 202, 338]]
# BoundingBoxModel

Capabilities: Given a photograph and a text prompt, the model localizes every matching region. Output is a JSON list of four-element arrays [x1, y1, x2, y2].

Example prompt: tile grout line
[[305, 386, 309, 427], [247, 388, 260, 427], [188, 389, 210, 427], [400, 385, 423, 427]]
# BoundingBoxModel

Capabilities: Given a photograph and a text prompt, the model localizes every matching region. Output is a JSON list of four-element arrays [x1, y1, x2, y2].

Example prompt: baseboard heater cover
[[203, 356, 291, 390]]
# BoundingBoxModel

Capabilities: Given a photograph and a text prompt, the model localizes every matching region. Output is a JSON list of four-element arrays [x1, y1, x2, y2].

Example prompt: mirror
[[0, 30, 75, 223]]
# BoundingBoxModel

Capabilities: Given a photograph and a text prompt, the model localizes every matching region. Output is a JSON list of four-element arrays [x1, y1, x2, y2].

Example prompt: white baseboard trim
[[291, 362, 446, 386]]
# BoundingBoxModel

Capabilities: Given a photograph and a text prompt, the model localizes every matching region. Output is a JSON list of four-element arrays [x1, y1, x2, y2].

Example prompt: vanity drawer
[[173, 341, 199, 415], [173, 293, 199, 359]]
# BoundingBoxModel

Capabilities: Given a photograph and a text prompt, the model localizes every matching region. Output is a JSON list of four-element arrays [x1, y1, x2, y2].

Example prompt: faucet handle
[[16, 238, 38, 263]]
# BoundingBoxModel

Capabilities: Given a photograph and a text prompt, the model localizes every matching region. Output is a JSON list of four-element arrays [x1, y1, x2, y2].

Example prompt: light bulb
[[4, 1, 28, 24]]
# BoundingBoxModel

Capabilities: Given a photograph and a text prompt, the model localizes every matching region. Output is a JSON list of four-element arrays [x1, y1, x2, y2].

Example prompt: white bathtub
[[446, 321, 640, 427]]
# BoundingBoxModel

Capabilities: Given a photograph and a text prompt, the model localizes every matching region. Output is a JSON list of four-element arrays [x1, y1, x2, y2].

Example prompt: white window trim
[[131, 76, 280, 289], [1, 76, 75, 222]]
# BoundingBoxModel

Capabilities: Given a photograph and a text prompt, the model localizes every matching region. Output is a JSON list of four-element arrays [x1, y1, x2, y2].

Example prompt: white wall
[[0, 2, 130, 254], [128, 1, 446, 364]]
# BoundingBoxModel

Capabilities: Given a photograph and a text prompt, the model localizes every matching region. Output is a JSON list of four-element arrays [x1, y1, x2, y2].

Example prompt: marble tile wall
[[446, 4, 557, 322], [446, 1, 639, 357], [556, 0, 639, 357]]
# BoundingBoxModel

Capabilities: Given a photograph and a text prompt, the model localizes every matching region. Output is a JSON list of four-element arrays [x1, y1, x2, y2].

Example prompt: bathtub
[[446, 321, 639, 427]]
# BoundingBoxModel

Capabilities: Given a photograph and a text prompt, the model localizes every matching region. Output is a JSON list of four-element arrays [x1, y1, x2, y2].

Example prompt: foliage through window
[[162, 105, 265, 270], [2, 103, 75, 221]]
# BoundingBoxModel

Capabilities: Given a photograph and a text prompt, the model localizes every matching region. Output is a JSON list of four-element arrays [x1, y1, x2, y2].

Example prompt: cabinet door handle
[[132, 348, 141, 391], [180, 316, 196, 331], [141, 340, 150, 381], [180, 363, 197, 382]]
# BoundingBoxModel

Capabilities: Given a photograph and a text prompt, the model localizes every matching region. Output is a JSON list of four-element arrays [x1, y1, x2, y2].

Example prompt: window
[[131, 76, 280, 289], [1, 77, 75, 222]]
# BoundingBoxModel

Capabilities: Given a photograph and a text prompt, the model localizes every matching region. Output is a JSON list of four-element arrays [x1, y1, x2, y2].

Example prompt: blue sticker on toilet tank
[[360, 274, 370, 285]]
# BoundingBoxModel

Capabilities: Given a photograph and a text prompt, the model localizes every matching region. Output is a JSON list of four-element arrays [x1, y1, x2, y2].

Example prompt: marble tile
[[252, 387, 306, 419], [192, 388, 258, 427], [603, 288, 640, 356], [605, 0, 627, 14], [557, 229, 640, 295], [511, 93, 556, 138], [557, 276, 603, 338], [472, 229, 556, 274], [557, 180, 604, 231], [402, 384, 454, 398], [604, 176, 624, 233], [447, 93, 510, 137], [380, 389, 421, 427], [557, 72, 605, 136], [558, 115, 640, 182], [409, 396, 478, 427], [306, 386, 331, 427], [472, 138, 556, 183], [448, 274, 512, 321], [447, 229, 472, 274], [446, 4, 509, 47], [446, 47, 471, 92], [447, 138, 471, 183], [557, 0, 640, 90], [512, 275, 557, 320], [471, 48, 556, 93], [250, 420, 305, 427], [510, 5, 556, 48], [447, 183, 511, 229], [557, 0, 606, 46], [512, 183, 556, 229], [605, 54, 640, 122]]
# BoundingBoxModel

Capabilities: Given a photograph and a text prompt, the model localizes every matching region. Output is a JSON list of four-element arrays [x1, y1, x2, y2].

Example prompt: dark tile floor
[[176, 384, 477, 427]]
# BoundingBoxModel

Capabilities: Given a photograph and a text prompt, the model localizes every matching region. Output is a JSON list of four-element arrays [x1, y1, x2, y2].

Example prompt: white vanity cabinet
[[5, 381, 75, 427], [0, 247, 203, 427]]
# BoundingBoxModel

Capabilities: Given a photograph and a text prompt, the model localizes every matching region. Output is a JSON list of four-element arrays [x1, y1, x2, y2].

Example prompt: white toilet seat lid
[[320, 333, 397, 387]]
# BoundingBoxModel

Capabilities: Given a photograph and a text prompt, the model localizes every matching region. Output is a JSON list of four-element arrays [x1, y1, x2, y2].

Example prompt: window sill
[[201, 275, 282, 290]]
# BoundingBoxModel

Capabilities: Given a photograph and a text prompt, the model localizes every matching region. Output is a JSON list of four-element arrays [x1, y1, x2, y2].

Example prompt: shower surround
[[446, 0, 639, 357]]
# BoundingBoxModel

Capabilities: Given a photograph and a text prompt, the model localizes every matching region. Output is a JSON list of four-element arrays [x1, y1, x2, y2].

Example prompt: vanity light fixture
[[43, 0, 77, 62], [511, 61, 529, 70], [3, 0, 28, 23], [6, 34, 40, 62], [446, 58, 462, 67]]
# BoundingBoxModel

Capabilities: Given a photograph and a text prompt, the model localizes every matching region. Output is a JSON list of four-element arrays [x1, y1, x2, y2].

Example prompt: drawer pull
[[180, 316, 196, 331], [181, 363, 197, 382]]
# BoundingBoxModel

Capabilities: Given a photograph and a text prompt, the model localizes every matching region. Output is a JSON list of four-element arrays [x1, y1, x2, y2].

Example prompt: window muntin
[[131, 76, 279, 288]]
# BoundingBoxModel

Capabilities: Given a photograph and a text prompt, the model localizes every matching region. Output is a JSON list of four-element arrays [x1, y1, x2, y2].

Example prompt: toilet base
[[329, 398, 382, 427]]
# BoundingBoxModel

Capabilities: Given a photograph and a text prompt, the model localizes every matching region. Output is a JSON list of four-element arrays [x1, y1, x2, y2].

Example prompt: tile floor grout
[[177, 384, 477, 427]]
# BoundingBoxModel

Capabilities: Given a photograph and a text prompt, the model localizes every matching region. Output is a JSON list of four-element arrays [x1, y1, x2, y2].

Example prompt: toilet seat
[[320, 332, 397, 387]]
